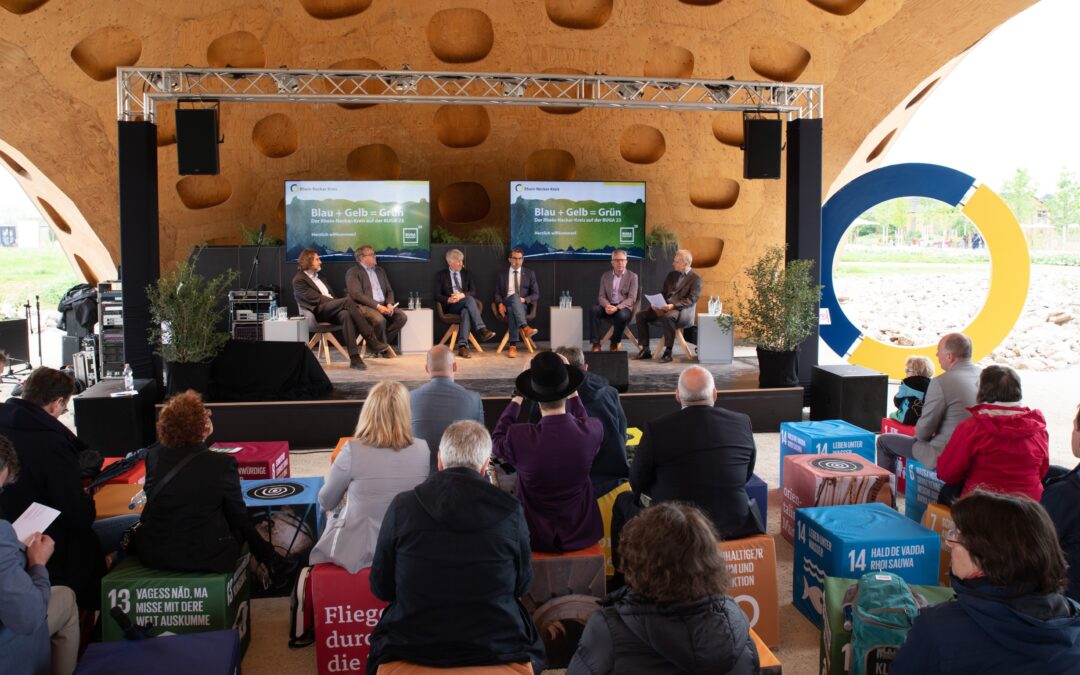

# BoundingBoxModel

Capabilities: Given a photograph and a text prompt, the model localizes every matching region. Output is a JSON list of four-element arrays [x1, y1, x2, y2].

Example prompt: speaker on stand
[[176, 107, 221, 175]]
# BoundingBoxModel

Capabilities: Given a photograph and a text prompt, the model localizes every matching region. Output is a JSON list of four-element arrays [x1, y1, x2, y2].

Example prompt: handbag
[[119, 449, 207, 553]]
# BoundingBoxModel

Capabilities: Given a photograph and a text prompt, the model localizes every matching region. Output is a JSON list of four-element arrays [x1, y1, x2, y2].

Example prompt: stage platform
[[205, 345, 804, 448]]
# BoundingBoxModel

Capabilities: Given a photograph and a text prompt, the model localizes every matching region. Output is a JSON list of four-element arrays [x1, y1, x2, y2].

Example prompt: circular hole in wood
[[544, 0, 613, 29], [749, 38, 811, 82], [347, 144, 401, 180], [433, 105, 491, 148], [0, 0, 50, 15], [438, 182, 491, 223], [644, 44, 695, 79], [207, 31, 265, 68], [711, 115, 744, 147], [538, 67, 590, 115], [906, 78, 940, 109], [689, 177, 739, 209], [37, 198, 72, 233], [427, 8, 494, 63], [73, 254, 99, 286], [176, 175, 233, 209], [70, 26, 142, 82], [620, 125, 666, 164], [298, 0, 372, 20], [804, 0, 867, 16], [683, 236, 725, 268], [0, 149, 29, 177], [865, 129, 897, 162], [525, 149, 576, 181], [252, 113, 299, 158]]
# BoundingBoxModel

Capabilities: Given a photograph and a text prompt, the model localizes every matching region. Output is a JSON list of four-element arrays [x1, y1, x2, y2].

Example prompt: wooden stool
[[436, 303, 484, 353], [599, 325, 635, 348], [751, 629, 782, 675], [719, 534, 780, 648], [302, 308, 350, 367], [94, 484, 144, 519], [526, 543, 605, 668], [655, 326, 695, 361], [492, 301, 537, 354], [920, 502, 955, 585]]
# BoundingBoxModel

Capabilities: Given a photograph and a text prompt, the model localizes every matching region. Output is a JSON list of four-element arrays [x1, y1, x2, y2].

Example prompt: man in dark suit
[[345, 245, 408, 349], [635, 248, 703, 363], [590, 248, 638, 352], [610, 366, 763, 575], [292, 248, 390, 370], [433, 248, 495, 359], [493, 247, 540, 359]]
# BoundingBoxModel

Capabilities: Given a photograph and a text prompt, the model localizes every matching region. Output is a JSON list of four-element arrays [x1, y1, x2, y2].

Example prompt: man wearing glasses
[[590, 249, 638, 352], [493, 247, 540, 359], [345, 245, 408, 351]]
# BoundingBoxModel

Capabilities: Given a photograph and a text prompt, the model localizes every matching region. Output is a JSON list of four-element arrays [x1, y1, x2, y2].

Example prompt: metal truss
[[117, 68, 822, 122]]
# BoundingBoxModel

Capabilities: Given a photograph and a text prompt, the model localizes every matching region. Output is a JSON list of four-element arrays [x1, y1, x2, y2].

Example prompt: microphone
[[257, 223, 266, 244]]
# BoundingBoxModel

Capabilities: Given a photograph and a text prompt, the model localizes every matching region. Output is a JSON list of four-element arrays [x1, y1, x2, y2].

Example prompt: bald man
[[877, 332, 981, 472], [409, 346, 485, 469]]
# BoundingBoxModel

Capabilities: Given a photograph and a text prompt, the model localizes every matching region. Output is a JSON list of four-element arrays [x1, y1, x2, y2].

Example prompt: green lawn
[[835, 262, 985, 277], [0, 246, 79, 317]]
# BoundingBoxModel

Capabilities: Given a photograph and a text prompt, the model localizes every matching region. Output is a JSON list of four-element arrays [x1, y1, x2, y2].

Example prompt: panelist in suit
[[590, 249, 638, 352], [433, 248, 495, 359], [635, 248, 703, 363], [493, 247, 540, 359], [345, 245, 408, 350], [292, 248, 390, 370]]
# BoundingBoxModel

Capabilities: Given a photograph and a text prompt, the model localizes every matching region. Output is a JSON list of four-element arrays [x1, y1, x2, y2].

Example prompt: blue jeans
[[446, 296, 485, 346], [505, 298, 528, 345], [92, 514, 141, 555]]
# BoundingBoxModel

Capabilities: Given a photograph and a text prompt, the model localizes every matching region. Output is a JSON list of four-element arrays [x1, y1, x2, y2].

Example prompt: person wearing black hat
[[491, 351, 604, 553]]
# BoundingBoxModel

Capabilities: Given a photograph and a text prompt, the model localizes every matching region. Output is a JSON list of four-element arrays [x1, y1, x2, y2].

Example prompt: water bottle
[[411, 292, 418, 310], [268, 299, 277, 320], [122, 363, 134, 392], [129, 488, 146, 511], [566, 292, 573, 307]]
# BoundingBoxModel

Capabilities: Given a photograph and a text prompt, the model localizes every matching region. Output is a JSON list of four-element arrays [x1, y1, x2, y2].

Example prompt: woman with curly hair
[[136, 391, 279, 573], [567, 502, 759, 674], [892, 491, 1080, 674]]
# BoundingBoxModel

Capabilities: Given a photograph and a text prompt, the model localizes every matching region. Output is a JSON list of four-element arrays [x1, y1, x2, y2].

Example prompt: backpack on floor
[[842, 572, 924, 675]]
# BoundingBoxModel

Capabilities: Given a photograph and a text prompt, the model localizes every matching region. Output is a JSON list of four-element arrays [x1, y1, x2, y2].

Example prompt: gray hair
[[445, 248, 464, 263], [612, 249, 628, 259], [554, 345, 585, 368], [426, 345, 454, 375], [439, 421, 491, 470], [678, 366, 715, 404], [941, 333, 973, 361], [675, 248, 693, 266]]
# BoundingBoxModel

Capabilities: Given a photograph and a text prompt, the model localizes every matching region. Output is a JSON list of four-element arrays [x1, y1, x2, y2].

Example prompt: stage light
[[617, 83, 641, 101], [393, 64, 417, 94], [275, 74, 300, 94], [501, 79, 526, 97]]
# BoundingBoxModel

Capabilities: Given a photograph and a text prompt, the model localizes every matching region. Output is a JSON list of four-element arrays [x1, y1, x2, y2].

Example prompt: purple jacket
[[492, 397, 604, 553]]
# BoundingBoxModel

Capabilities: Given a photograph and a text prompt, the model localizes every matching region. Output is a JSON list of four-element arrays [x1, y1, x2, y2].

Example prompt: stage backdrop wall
[[191, 244, 681, 345]]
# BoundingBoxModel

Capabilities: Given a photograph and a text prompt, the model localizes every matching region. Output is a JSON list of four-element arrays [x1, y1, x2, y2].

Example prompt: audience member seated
[[0, 367, 111, 610], [292, 248, 391, 370], [345, 246, 408, 350], [492, 352, 603, 553], [615, 366, 763, 562], [892, 491, 1080, 674], [877, 333, 980, 473], [434, 248, 496, 359], [367, 421, 544, 674], [410, 346, 485, 470], [493, 247, 540, 359], [136, 391, 280, 574], [634, 248, 702, 364], [309, 381, 429, 573], [890, 355, 934, 425], [1042, 406, 1080, 603], [0, 435, 79, 675], [567, 502, 759, 675], [936, 365, 1048, 503], [590, 249, 638, 353], [527, 346, 628, 496]]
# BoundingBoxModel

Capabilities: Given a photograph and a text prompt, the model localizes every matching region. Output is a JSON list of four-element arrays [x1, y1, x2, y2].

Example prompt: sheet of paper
[[645, 293, 667, 308], [12, 502, 60, 544]]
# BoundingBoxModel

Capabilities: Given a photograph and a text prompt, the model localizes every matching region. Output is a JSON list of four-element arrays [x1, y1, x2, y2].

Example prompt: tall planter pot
[[165, 361, 213, 398], [756, 347, 799, 388]]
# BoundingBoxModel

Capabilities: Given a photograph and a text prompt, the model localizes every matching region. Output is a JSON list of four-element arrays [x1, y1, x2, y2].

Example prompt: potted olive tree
[[147, 249, 237, 397], [718, 245, 822, 388]]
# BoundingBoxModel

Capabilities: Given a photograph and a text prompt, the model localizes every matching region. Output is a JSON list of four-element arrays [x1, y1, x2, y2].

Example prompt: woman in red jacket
[[937, 365, 1049, 501]]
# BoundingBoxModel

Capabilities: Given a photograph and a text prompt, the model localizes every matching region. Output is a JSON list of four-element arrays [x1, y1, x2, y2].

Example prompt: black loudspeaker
[[583, 351, 629, 393], [810, 364, 888, 432], [743, 118, 783, 179], [176, 108, 220, 175]]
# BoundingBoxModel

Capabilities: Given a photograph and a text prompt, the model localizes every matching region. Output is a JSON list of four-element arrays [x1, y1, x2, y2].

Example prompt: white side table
[[262, 318, 307, 342], [550, 306, 583, 348], [400, 308, 433, 354], [696, 313, 734, 364]]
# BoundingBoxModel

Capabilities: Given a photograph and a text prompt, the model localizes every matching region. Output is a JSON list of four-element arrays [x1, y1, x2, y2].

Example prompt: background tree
[[999, 167, 1039, 225], [1047, 170, 1080, 243]]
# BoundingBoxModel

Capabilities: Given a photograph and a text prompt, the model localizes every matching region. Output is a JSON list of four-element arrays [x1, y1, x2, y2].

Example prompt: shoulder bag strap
[[148, 449, 206, 501]]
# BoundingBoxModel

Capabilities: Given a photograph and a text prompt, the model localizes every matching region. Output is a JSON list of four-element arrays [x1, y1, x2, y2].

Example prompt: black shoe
[[478, 329, 497, 342], [457, 346, 472, 359], [634, 348, 652, 360], [380, 346, 396, 359], [349, 355, 367, 370], [659, 350, 673, 364]]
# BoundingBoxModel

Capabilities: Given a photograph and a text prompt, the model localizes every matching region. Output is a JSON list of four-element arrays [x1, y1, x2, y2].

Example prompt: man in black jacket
[[0, 367, 106, 610], [433, 248, 496, 359], [292, 249, 391, 370], [635, 249, 703, 363], [528, 346, 628, 496], [344, 245, 407, 349], [367, 420, 544, 674]]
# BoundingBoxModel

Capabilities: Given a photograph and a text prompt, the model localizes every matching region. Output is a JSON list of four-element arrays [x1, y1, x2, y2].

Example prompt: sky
[[1, 0, 1077, 215]]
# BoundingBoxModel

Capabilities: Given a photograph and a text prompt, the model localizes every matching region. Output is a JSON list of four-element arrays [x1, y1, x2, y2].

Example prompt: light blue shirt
[[363, 264, 385, 304]]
